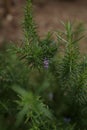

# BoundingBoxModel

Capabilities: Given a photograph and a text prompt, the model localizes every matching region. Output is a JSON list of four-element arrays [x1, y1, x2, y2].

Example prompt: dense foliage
[[0, 0, 87, 130]]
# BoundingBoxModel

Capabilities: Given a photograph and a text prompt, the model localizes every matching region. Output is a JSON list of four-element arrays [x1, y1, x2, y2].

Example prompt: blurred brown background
[[0, 0, 87, 53]]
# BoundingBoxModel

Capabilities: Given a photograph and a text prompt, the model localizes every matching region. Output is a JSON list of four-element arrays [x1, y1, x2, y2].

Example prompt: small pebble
[[6, 14, 13, 22]]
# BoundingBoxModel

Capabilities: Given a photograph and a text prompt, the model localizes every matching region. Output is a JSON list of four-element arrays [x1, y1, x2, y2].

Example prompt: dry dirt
[[0, 0, 87, 53]]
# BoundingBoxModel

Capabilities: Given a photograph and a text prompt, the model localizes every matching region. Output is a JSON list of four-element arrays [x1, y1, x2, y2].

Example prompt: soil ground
[[0, 0, 87, 53]]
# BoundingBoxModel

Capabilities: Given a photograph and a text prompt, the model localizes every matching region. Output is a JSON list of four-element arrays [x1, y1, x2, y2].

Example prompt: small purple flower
[[64, 117, 71, 123], [43, 58, 49, 69]]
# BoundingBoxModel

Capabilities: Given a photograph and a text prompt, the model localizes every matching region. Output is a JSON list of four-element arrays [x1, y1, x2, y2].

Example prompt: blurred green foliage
[[0, 0, 87, 130]]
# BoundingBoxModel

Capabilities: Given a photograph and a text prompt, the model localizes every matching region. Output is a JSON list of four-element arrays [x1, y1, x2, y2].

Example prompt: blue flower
[[64, 117, 71, 123]]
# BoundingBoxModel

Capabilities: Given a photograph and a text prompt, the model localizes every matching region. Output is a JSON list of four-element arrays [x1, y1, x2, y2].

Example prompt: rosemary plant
[[0, 0, 87, 130]]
